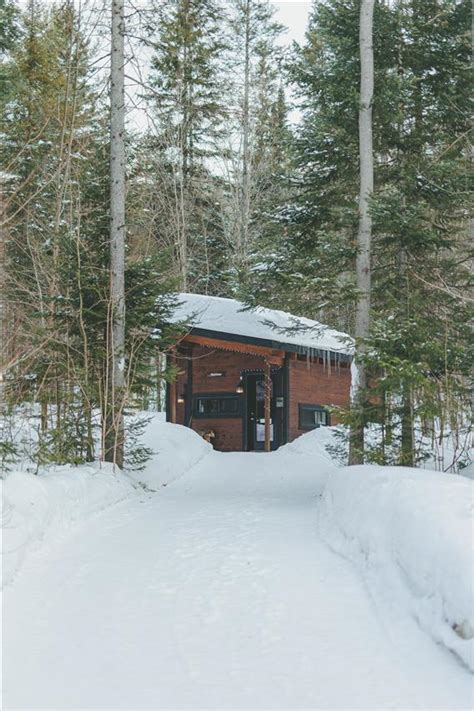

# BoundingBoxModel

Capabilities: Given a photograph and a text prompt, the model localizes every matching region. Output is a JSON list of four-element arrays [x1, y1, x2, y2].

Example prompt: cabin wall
[[288, 357, 351, 441], [172, 344, 352, 452], [175, 345, 266, 452]]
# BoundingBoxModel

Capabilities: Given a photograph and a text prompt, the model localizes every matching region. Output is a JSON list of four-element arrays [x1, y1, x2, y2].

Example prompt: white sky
[[273, 0, 311, 46]]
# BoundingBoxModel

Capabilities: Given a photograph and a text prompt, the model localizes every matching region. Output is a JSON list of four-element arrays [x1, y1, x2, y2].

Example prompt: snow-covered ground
[[1, 416, 210, 587], [2, 420, 473, 709]]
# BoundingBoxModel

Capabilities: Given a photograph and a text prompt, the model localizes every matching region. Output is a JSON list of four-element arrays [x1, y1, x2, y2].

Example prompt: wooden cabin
[[167, 294, 353, 452]]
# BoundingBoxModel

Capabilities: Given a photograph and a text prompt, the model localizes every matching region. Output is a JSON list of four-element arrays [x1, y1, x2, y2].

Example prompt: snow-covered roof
[[172, 293, 353, 359]]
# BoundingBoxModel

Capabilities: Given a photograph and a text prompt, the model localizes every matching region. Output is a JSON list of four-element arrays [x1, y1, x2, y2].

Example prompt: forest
[[0, 0, 472, 472]]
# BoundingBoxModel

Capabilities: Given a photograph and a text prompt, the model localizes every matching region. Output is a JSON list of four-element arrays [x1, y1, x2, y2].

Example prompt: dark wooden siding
[[288, 357, 351, 441], [175, 345, 268, 452], [172, 343, 351, 452]]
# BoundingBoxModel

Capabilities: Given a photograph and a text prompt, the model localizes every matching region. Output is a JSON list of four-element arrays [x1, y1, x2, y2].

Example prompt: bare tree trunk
[[400, 382, 414, 466], [105, 0, 126, 469], [349, 0, 374, 465], [240, 0, 251, 266]]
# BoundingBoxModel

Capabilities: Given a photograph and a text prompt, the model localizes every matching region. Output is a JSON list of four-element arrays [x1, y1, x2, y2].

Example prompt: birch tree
[[349, 0, 374, 465], [105, 0, 126, 468]]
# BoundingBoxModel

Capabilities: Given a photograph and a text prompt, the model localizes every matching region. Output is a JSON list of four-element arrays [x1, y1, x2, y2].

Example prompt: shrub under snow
[[319, 465, 474, 670]]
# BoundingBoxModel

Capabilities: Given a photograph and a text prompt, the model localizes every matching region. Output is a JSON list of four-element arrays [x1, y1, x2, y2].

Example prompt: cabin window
[[298, 404, 330, 429], [194, 394, 241, 418]]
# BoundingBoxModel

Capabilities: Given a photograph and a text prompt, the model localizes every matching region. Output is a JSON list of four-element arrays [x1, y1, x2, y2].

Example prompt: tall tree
[[105, 0, 126, 468], [145, 0, 224, 291], [1, 0, 101, 462], [1, 1, 178, 472], [272, 0, 471, 467], [223, 0, 288, 286], [349, 0, 375, 465], [366, 0, 472, 467], [0, 0, 21, 404]]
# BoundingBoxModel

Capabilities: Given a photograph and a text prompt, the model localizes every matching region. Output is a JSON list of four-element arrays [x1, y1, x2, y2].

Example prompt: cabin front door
[[244, 372, 281, 451]]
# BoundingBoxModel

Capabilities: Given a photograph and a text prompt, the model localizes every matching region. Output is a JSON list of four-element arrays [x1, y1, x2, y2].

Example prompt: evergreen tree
[[1, 1, 179, 469], [271, 0, 472, 466], [254, 0, 398, 323], [223, 0, 291, 291], [144, 0, 226, 292], [366, 0, 473, 466]]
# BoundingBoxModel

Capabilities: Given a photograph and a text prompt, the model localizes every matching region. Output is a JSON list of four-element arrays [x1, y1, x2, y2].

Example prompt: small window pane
[[194, 395, 240, 418], [221, 398, 238, 414], [299, 404, 329, 429]]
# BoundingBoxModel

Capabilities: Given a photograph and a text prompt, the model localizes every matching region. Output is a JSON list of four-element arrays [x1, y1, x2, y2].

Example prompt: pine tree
[[259, 0, 397, 324], [366, 0, 473, 467], [222, 0, 290, 290], [144, 0, 225, 292], [0, 0, 21, 399], [1, 1, 180, 470], [275, 0, 472, 466]]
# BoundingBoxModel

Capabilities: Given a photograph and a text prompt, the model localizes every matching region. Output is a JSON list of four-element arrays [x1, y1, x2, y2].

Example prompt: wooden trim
[[169, 348, 177, 424], [264, 360, 271, 453], [283, 353, 290, 444], [182, 333, 285, 365], [185, 349, 193, 427], [184, 327, 353, 364]]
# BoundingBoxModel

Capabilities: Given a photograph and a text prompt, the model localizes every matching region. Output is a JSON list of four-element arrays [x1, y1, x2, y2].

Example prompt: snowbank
[[1, 463, 135, 587], [319, 465, 474, 670], [278, 424, 342, 462], [130, 416, 212, 490], [1, 417, 212, 587]]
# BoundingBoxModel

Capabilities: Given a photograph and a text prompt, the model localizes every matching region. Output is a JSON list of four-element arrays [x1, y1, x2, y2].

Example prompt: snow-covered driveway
[[4, 450, 473, 709]]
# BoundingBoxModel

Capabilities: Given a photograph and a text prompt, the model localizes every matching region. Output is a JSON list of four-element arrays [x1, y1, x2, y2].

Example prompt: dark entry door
[[245, 373, 280, 451]]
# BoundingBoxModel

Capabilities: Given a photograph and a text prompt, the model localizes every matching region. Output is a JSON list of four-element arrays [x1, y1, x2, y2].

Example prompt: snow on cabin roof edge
[[171, 293, 354, 359]]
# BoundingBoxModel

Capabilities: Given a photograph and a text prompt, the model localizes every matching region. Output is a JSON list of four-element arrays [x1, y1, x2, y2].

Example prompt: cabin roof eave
[[182, 327, 352, 363]]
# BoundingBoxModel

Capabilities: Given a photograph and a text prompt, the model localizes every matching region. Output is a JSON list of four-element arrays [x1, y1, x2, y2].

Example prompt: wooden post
[[170, 348, 177, 424], [264, 359, 271, 452]]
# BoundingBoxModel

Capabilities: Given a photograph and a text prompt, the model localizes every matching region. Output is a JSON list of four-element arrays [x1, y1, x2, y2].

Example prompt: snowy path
[[4, 451, 473, 710]]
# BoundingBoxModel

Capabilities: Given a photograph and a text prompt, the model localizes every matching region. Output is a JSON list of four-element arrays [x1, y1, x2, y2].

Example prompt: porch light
[[177, 393, 185, 404], [236, 378, 244, 394]]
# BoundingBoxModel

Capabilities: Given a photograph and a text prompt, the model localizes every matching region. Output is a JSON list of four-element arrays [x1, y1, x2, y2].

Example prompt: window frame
[[298, 403, 330, 430], [193, 392, 242, 419]]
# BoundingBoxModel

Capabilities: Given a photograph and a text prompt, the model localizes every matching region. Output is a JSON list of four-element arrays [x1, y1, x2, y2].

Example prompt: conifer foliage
[[267, 0, 472, 466], [1, 1, 177, 470]]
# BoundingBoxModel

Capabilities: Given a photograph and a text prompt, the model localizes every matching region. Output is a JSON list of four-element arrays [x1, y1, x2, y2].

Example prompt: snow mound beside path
[[2, 417, 212, 587], [319, 465, 474, 671], [278, 424, 341, 461], [132, 417, 212, 491], [1, 463, 135, 587]]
